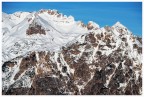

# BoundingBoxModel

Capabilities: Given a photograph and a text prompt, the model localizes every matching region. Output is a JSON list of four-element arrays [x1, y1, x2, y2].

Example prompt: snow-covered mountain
[[2, 9, 142, 95]]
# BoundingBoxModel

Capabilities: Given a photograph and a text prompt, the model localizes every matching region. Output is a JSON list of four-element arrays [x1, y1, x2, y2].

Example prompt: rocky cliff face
[[2, 10, 142, 95]]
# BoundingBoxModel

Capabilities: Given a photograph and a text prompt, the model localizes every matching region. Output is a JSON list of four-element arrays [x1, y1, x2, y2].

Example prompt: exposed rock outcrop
[[2, 25, 142, 95]]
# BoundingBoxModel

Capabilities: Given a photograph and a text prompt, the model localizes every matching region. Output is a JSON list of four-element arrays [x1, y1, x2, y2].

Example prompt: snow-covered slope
[[2, 12, 31, 31], [2, 9, 142, 95], [2, 10, 92, 63]]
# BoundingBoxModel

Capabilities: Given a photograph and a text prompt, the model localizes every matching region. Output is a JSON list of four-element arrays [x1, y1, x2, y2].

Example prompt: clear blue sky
[[2, 2, 142, 36]]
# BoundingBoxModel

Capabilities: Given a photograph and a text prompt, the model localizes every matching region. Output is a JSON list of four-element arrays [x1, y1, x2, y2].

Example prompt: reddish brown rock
[[26, 24, 46, 35]]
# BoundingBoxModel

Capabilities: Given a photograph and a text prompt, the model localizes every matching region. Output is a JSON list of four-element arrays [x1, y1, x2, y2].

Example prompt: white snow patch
[[119, 83, 127, 88], [135, 70, 140, 81]]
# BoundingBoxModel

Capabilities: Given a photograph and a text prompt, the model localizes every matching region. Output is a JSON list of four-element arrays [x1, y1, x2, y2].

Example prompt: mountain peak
[[113, 21, 126, 28], [87, 21, 100, 30]]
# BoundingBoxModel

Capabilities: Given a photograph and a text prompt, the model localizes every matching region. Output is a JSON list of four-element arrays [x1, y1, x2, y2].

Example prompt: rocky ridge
[[2, 9, 142, 95]]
